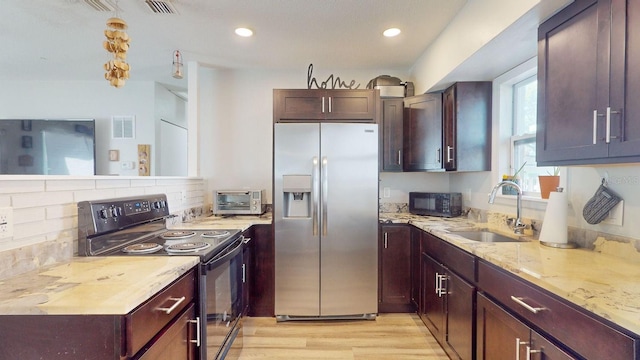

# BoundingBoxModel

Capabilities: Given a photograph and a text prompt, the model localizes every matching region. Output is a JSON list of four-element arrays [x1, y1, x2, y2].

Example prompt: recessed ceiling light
[[235, 27, 254, 37], [383, 28, 401, 37]]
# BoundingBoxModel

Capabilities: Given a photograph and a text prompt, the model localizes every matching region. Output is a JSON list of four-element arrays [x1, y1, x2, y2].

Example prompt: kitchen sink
[[448, 229, 529, 243]]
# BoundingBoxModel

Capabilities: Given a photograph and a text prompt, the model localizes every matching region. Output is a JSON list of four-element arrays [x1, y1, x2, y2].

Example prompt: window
[[510, 76, 556, 196]]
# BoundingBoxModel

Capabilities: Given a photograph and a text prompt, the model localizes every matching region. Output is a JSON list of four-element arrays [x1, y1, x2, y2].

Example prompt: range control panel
[[78, 194, 170, 236]]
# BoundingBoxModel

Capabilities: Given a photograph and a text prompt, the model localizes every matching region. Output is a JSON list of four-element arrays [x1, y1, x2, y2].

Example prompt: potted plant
[[538, 167, 560, 199], [502, 162, 526, 195]]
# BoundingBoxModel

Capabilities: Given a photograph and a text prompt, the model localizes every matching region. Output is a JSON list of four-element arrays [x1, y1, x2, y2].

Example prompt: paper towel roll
[[539, 190, 568, 245]]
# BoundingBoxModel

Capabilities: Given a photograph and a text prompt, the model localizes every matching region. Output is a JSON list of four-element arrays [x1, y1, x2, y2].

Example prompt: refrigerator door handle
[[312, 156, 319, 235], [321, 156, 328, 236]]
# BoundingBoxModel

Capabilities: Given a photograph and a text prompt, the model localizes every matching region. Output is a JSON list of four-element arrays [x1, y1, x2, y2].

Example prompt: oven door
[[201, 236, 244, 360]]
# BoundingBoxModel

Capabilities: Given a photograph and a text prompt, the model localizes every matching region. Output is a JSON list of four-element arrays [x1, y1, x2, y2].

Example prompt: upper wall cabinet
[[380, 98, 404, 171], [402, 82, 492, 172], [537, 0, 640, 165], [403, 93, 444, 171], [443, 82, 492, 171], [273, 89, 377, 123]]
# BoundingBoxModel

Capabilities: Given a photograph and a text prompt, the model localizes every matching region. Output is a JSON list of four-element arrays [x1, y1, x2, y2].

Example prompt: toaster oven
[[214, 190, 266, 215]]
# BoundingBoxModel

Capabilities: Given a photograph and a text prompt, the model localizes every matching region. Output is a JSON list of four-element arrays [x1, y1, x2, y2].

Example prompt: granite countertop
[[380, 212, 640, 337], [169, 212, 272, 231], [0, 256, 199, 315]]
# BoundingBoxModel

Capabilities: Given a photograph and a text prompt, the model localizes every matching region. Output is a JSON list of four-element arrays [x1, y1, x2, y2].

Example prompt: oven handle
[[204, 236, 244, 270]]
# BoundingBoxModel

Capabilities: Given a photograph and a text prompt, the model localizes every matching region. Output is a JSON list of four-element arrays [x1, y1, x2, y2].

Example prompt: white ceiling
[[0, 0, 468, 86]]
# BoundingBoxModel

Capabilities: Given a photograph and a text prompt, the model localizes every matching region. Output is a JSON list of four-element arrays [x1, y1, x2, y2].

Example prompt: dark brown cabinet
[[420, 231, 475, 360], [242, 229, 253, 316], [378, 224, 413, 312], [0, 268, 199, 360], [410, 226, 421, 310], [476, 293, 575, 360], [380, 98, 404, 171], [248, 224, 275, 317], [537, 0, 640, 165], [443, 82, 492, 171], [403, 93, 443, 171], [273, 89, 377, 122]]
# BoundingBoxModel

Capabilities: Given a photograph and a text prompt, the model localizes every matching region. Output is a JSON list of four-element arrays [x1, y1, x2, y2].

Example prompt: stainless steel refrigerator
[[274, 122, 378, 320]]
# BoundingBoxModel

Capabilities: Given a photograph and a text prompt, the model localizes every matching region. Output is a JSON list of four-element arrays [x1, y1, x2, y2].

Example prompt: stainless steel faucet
[[488, 180, 526, 234]]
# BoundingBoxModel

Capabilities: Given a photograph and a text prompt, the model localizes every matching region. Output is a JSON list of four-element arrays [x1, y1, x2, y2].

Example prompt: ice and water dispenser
[[282, 175, 312, 218]]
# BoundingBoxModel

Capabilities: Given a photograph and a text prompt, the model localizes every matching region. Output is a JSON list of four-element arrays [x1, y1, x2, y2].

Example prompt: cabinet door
[[381, 98, 404, 171], [410, 226, 421, 309], [273, 89, 326, 121], [476, 293, 530, 360], [609, 0, 640, 158], [537, 0, 610, 164], [444, 82, 492, 172], [137, 304, 198, 360], [249, 224, 275, 317], [242, 235, 252, 315], [379, 225, 412, 312], [421, 253, 445, 342], [326, 89, 376, 120], [403, 93, 443, 171], [530, 330, 577, 360], [446, 270, 475, 360]]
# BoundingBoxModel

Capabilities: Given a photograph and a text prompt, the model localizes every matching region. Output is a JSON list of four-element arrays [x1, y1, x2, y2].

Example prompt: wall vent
[[144, 0, 178, 14], [83, 0, 116, 12], [112, 116, 136, 139]]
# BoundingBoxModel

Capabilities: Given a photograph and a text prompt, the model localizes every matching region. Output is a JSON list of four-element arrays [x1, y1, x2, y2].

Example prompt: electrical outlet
[[383, 187, 391, 198], [601, 200, 624, 226], [0, 207, 14, 239], [181, 190, 187, 204]]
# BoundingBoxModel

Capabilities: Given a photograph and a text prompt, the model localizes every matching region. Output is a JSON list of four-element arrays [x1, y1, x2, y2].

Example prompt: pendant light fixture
[[172, 50, 183, 79], [103, 1, 131, 88]]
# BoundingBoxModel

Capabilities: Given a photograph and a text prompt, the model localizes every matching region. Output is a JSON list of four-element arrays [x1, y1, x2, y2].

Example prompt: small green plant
[[546, 167, 560, 176], [512, 161, 527, 178]]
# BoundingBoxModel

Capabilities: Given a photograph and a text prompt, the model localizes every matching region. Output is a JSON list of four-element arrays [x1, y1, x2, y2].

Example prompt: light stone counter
[[380, 212, 640, 337], [169, 212, 272, 231], [0, 256, 199, 315]]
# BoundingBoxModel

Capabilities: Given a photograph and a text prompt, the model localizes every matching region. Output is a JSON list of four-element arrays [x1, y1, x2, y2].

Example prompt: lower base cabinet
[[476, 293, 575, 360], [379, 224, 413, 312]]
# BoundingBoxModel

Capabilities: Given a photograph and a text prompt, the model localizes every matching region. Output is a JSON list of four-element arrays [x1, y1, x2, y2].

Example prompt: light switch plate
[[601, 200, 623, 226], [0, 207, 14, 239]]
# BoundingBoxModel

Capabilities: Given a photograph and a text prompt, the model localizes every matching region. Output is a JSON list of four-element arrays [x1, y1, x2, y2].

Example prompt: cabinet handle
[[446, 145, 453, 163], [322, 97, 325, 113], [436, 148, 441, 164], [515, 337, 528, 360], [242, 263, 246, 283], [397, 150, 401, 165], [438, 274, 448, 297], [511, 296, 545, 314], [606, 107, 621, 142], [526, 346, 542, 360], [434, 273, 440, 295], [384, 232, 388, 249], [189, 317, 201, 347], [157, 296, 186, 314], [328, 96, 332, 113], [593, 109, 598, 144], [243, 237, 252, 244]]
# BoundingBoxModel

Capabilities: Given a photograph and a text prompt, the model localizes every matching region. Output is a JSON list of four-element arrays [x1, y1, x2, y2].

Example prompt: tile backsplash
[[0, 177, 207, 280]]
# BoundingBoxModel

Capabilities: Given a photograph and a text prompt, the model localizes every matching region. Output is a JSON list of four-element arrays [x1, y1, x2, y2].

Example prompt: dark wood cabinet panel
[[443, 82, 492, 171], [538, 0, 640, 165], [410, 226, 421, 309], [380, 98, 404, 171], [248, 224, 275, 317], [243, 230, 253, 316], [421, 252, 446, 340], [478, 260, 638, 359], [378, 224, 413, 312], [273, 89, 376, 122], [0, 268, 199, 360], [446, 271, 475, 360], [403, 93, 443, 171]]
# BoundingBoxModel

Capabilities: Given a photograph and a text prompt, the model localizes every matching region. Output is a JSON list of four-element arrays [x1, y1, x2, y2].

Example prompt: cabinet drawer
[[126, 269, 196, 357], [478, 260, 637, 359], [422, 232, 475, 283]]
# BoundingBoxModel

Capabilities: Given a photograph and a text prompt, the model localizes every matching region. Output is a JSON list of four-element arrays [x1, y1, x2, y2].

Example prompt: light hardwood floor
[[237, 313, 449, 360]]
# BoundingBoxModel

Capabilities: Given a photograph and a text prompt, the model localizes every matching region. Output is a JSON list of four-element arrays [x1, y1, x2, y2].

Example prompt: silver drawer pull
[[157, 296, 186, 314], [511, 296, 545, 314], [189, 317, 201, 346]]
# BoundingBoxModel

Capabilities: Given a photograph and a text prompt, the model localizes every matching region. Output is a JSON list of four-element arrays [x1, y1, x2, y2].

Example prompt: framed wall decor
[[109, 150, 119, 161]]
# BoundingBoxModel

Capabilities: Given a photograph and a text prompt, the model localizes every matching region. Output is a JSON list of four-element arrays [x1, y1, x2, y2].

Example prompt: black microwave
[[409, 192, 462, 217]]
